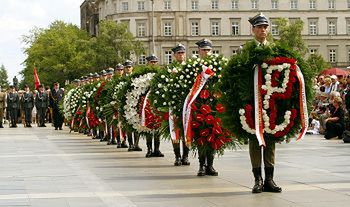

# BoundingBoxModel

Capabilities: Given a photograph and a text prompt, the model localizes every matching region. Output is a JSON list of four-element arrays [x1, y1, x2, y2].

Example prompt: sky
[[0, 0, 82, 84]]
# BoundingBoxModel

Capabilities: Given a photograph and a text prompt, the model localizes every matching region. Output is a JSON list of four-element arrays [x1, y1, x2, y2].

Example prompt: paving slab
[[0, 125, 349, 206]]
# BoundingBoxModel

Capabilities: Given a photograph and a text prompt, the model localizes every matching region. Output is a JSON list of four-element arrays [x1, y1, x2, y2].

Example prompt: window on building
[[328, 19, 337, 35], [114, 3, 118, 12], [347, 19, 350, 35], [192, 50, 199, 56], [164, 22, 172, 36], [213, 50, 220, 54], [271, 0, 278, 9], [164, 50, 172, 64], [328, 0, 335, 9], [231, 20, 240, 36], [121, 20, 130, 31], [232, 49, 238, 55], [191, 21, 199, 36], [309, 0, 316, 9], [137, 22, 146, 37], [348, 49, 350, 62], [348, 0, 350, 8], [289, 18, 300, 24], [308, 19, 318, 35], [251, 0, 258, 9], [139, 55, 146, 65], [271, 21, 279, 35], [212, 0, 219, 9], [290, 0, 298, 9], [231, 0, 239, 9], [137, 1, 145, 11], [122, 2, 129, 11], [191, 0, 199, 10], [164, 0, 171, 10], [211, 21, 220, 36], [329, 49, 336, 63], [309, 48, 318, 54]]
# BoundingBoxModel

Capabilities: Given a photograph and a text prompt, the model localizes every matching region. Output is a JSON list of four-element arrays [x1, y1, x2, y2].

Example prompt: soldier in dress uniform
[[7, 85, 20, 128], [144, 55, 164, 158], [170, 44, 190, 166], [22, 84, 34, 127], [123, 60, 142, 152], [113, 64, 129, 149], [196, 38, 213, 58], [146, 54, 158, 66], [195, 38, 218, 176], [114, 63, 124, 77], [36, 84, 49, 127], [50, 82, 64, 130], [247, 13, 282, 193], [0, 86, 6, 128]]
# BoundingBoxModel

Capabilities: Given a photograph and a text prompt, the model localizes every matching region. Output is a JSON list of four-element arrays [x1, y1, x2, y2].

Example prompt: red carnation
[[195, 113, 205, 122], [205, 115, 215, 125], [213, 125, 222, 135], [200, 89, 210, 99], [191, 121, 201, 128], [200, 104, 211, 115], [197, 137, 206, 146], [215, 104, 226, 113], [214, 117, 222, 127], [211, 142, 219, 150], [200, 128, 210, 137], [163, 112, 169, 120], [207, 133, 215, 143], [191, 104, 198, 111]]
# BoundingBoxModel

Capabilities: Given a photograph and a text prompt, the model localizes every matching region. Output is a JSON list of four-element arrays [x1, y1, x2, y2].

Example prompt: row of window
[[117, 0, 350, 12], [134, 18, 350, 37], [138, 48, 350, 65], [313, 49, 350, 63]]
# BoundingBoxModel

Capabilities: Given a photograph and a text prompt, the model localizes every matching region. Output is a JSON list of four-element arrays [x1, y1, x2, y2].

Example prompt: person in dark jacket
[[36, 85, 49, 127], [21, 84, 34, 127], [50, 82, 64, 130], [7, 86, 20, 128]]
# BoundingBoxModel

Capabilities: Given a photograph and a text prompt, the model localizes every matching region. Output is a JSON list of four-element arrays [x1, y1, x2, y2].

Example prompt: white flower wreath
[[239, 62, 293, 135], [124, 73, 156, 133], [63, 87, 83, 119]]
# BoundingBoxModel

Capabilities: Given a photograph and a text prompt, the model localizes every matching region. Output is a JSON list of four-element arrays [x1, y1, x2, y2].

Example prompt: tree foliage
[[21, 21, 95, 88], [21, 20, 144, 88], [275, 18, 308, 56], [92, 20, 145, 69], [0, 64, 10, 89], [306, 53, 331, 74]]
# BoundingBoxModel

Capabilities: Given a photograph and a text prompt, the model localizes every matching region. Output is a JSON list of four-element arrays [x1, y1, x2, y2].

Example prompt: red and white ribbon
[[169, 108, 180, 142], [254, 65, 266, 147], [141, 90, 151, 127], [296, 65, 309, 141], [183, 65, 214, 146]]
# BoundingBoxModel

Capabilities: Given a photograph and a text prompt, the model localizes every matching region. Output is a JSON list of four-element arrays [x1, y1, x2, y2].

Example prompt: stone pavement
[[0, 125, 349, 207]]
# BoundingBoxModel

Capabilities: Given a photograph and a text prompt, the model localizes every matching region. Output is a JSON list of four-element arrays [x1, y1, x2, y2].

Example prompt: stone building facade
[[81, 0, 350, 68]]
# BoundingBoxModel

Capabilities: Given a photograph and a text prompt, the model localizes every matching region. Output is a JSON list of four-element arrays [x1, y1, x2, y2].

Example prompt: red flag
[[34, 64, 40, 90]]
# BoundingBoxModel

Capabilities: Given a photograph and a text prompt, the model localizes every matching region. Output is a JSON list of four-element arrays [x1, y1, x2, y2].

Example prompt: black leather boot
[[152, 139, 164, 157], [197, 155, 206, 176], [263, 167, 282, 193], [145, 140, 153, 158], [128, 135, 134, 151], [205, 153, 218, 176], [120, 141, 128, 148], [173, 146, 182, 166], [181, 142, 190, 165], [133, 135, 142, 151], [252, 167, 263, 193]]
